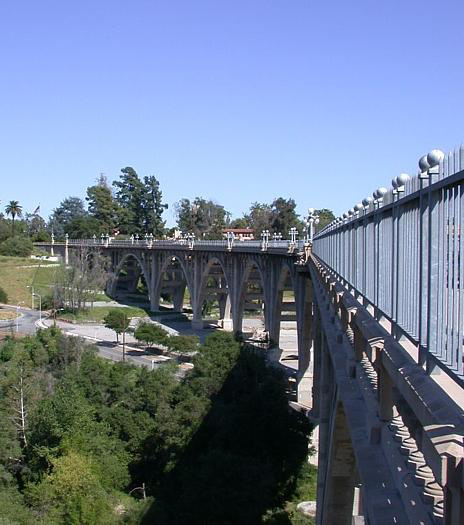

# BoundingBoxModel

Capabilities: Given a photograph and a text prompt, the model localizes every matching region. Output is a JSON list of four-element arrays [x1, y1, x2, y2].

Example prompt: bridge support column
[[322, 400, 358, 525], [219, 294, 233, 331], [172, 283, 186, 313], [296, 273, 314, 407]]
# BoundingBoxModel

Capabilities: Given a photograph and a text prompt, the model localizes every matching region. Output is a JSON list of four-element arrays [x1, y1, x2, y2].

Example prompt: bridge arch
[[109, 252, 152, 305], [197, 256, 233, 329], [152, 254, 194, 314], [234, 258, 268, 338], [271, 262, 298, 341]]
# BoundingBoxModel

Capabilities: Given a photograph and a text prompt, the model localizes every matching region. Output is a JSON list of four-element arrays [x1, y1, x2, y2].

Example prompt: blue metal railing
[[313, 145, 464, 382]]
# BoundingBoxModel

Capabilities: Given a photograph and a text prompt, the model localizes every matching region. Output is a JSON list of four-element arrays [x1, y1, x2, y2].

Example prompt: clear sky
[[1, 0, 464, 225]]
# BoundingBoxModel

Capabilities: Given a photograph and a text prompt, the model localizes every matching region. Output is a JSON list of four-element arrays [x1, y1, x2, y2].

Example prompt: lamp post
[[26, 285, 35, 309], [226, 231, 235, 250], [289, 227, 298, 247], [261, 229, 270, 250], [187, 233, 195, 249], [33, 292, 42, 322], [306, 209, 319, 243], [16, 302, 24, 333]]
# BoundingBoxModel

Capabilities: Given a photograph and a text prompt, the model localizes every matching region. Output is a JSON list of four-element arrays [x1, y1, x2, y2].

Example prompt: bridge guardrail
[[35, 238, 305, 253], [313, 145, 464, 384]]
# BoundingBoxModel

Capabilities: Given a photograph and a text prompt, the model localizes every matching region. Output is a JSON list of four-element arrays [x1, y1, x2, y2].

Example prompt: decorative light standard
[[261, 229, 270, 250], [306, 208, 320, 243], [187, 233, 195, 249], [226, 231, 235, 250], [289, 227, 298, 246]]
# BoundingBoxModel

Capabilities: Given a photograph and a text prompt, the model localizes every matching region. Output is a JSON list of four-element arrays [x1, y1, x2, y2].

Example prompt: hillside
[[0, 256, 57, 306]]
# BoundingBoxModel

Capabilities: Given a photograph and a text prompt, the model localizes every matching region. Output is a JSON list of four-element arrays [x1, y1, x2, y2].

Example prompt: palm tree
[[5, 200, 23, 235]]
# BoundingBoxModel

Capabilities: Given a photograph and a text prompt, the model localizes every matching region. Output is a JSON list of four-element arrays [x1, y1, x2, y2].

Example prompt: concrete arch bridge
[[36, 145, 464, 524]]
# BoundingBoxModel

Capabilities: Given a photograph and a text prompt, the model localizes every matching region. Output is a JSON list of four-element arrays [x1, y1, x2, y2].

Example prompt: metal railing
[[35, 238, 304, 253], [313, 145, 464, 383]]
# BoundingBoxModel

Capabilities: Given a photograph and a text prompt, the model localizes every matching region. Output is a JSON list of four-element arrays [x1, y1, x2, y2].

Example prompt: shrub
[[0, 286, 7, 303], [165, 334, 200, 354], [134, 321, 168, 347], [0, 236, 33, 257]]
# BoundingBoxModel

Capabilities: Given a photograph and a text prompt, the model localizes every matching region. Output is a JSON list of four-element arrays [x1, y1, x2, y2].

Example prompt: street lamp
[[226, 231, 235, 250], [26, 285, 35, 309], [33, 292, 42, 322], [261, 229, 270, 250], [16, 302, 25, 333], [289, 227, 298, 245], [306, 208, 320, 243]]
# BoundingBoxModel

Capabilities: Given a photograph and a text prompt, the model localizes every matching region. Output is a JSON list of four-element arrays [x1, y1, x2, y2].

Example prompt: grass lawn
[[0, 309, 19, 320], [0, 256, 59, 306], [58, 305, 150, 323]]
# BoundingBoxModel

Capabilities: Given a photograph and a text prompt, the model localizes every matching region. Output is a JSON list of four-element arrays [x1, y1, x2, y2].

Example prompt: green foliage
[[134, 322, 168, 347], [141, 175, 168, 236], [26, 451, 113, 524], [5, 200, 23, 235], [48, 197, 88, 239], [165, 335, 199, 354], [112, 167, 168, 236], [0, 286, 8, 303], [0, 236, 34, 257], [64, 216, 103, 238], [175, 197, 229, 239], [0, 326, 313, 525], [86, 175, 119, 235], [103, 309, 130, 337], [315, 208, 336, 233]]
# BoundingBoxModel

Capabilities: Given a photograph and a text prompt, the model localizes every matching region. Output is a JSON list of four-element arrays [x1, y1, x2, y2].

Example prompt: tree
[[86, 175, 119, 235], [26, 451, 111, 524], [5, 201, 23, 235], [165, 335, 200, 355], [49, 197, 88, 239], [246, 202, 273, 237], [64, 216, 103, 239], [140, 175, 168, 237], [103, 309, 130, 361], [175, 197, 229, 239], [315, 208, 336, 233], [270, 197, 301, 237], [134, 322, 168, 348], [0, 237, 33, 257], [113, 167, 145, 235], [53, 248, 109, 312], [25, 213, 49, 241]]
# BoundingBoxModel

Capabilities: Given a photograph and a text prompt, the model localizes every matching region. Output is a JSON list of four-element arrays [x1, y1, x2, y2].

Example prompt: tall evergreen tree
[[141, 175, 168, 237], [86, 175, 118, 234], [48, 197, 87, 238], [112, 167, 144, 235]]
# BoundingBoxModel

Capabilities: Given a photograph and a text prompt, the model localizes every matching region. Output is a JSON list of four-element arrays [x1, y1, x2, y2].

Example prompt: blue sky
[[1, 0, 464, 226]]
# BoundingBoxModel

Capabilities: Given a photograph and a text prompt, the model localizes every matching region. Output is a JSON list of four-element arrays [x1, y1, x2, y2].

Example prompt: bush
[[134, 321, 168, 347], [0, 286, 7, 303], [0, 236, 33, 257], [166, 334, 200, 354]]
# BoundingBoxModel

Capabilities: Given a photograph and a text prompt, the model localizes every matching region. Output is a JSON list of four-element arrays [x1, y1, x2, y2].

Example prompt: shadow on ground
[[138, 342, 313, 525]]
